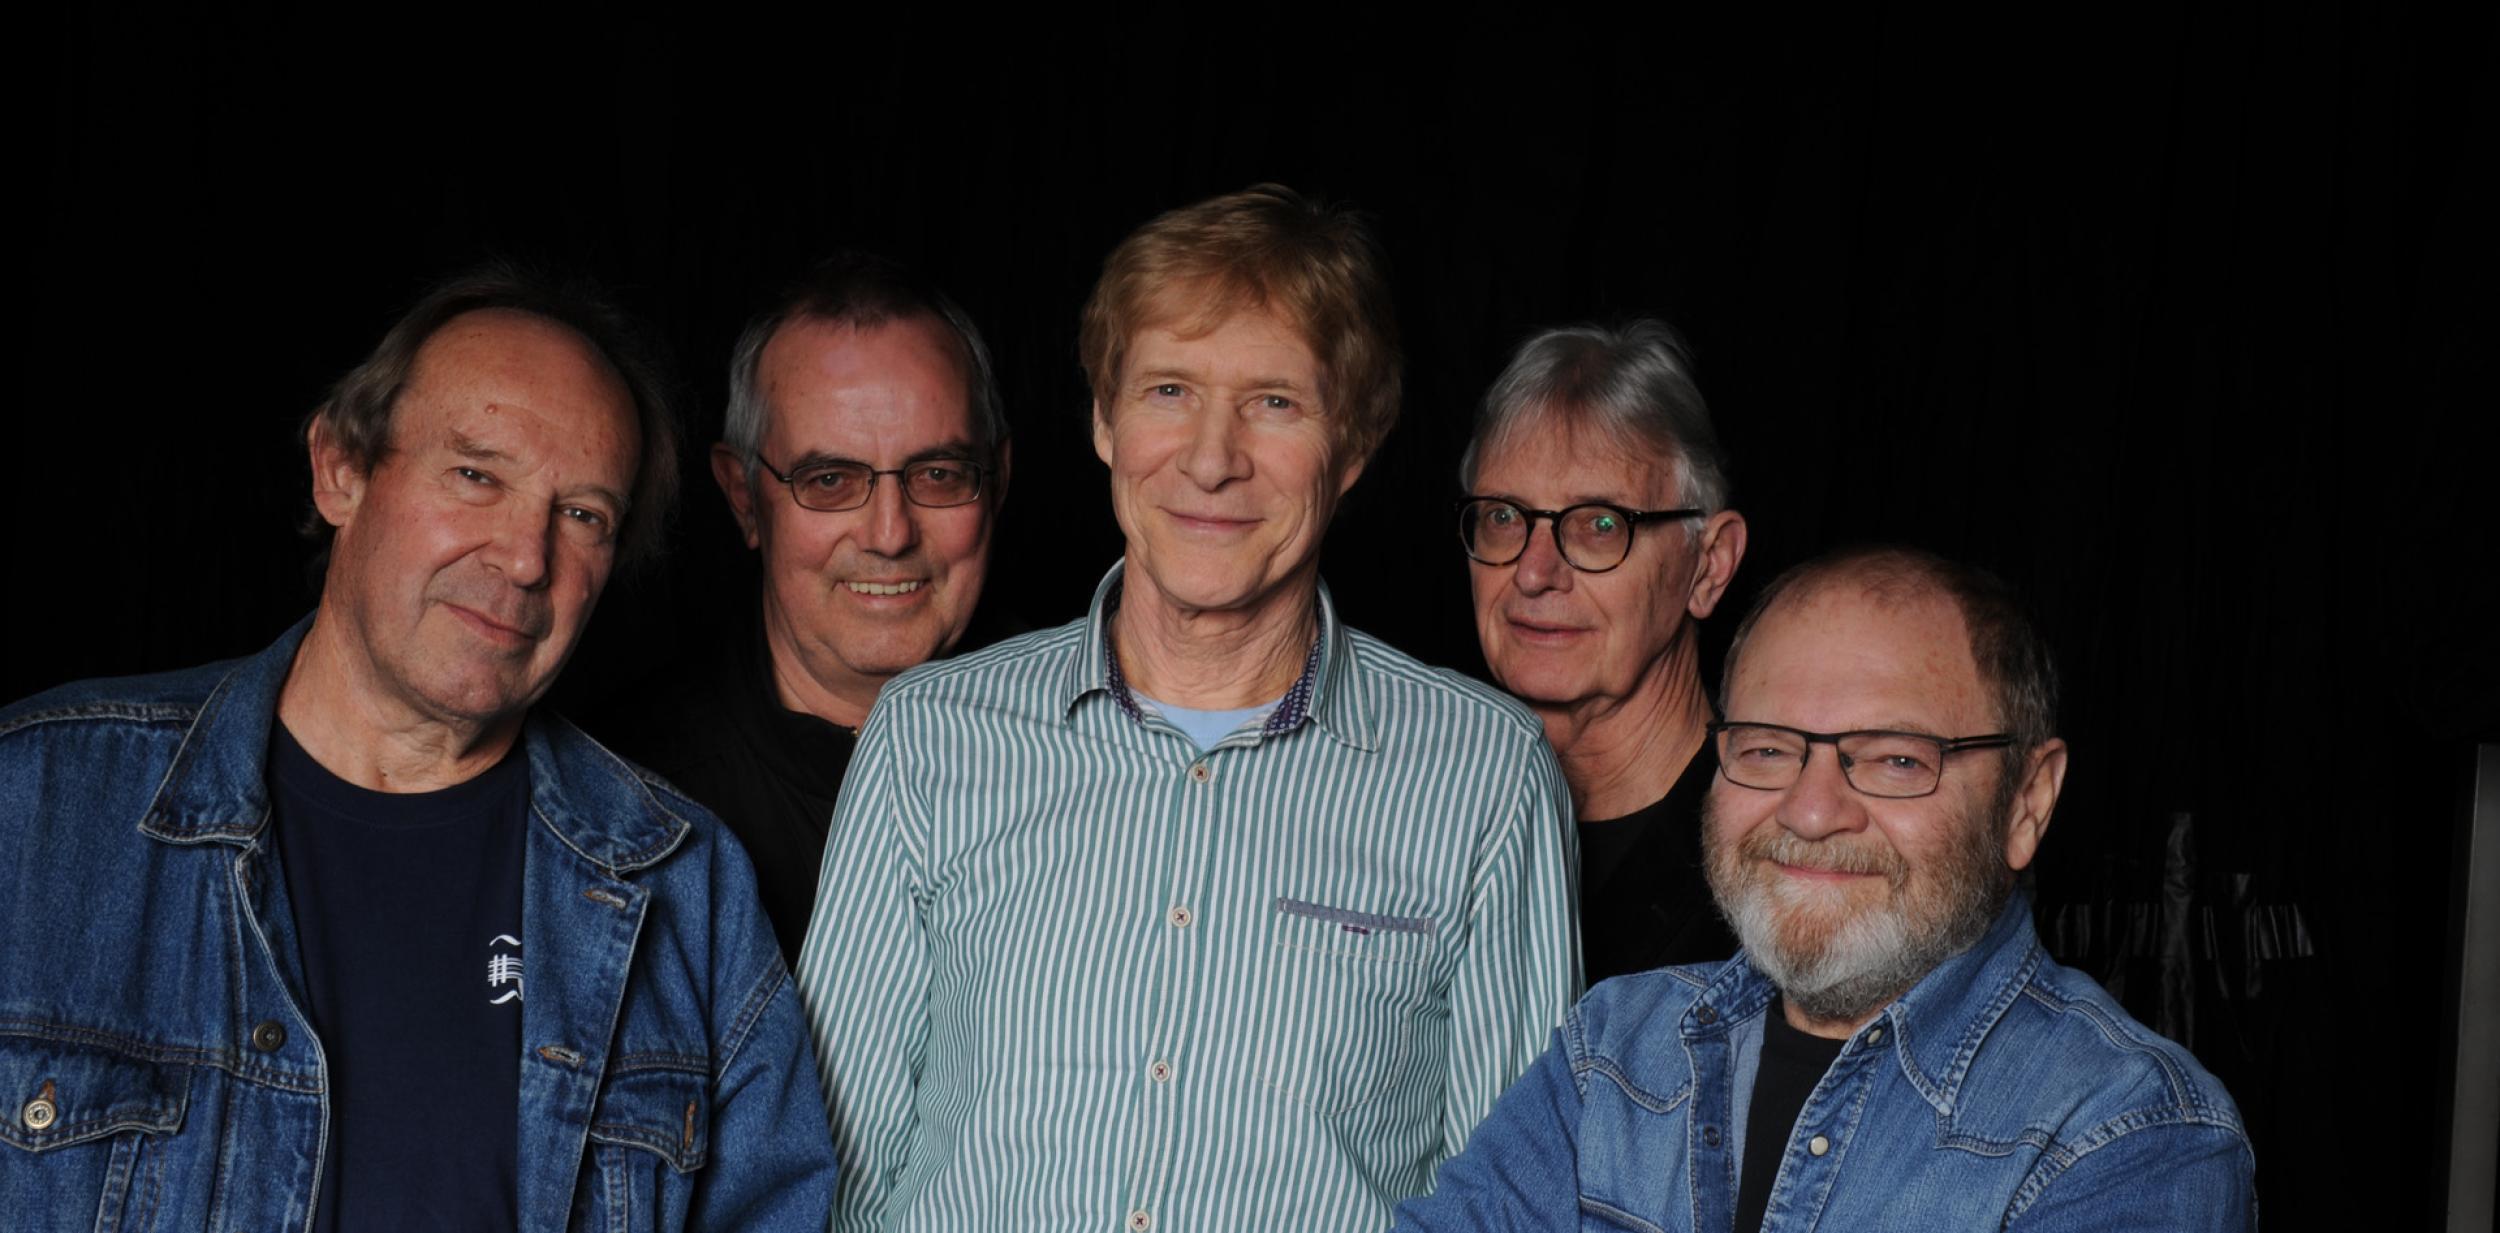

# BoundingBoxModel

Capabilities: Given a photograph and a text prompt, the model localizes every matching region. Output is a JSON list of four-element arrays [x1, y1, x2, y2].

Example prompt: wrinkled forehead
[[1128, 277, 1322, 368], [1473, 403, 1682, 497], [1731, 582, 1992, 729], [399, 310, 642, 465]]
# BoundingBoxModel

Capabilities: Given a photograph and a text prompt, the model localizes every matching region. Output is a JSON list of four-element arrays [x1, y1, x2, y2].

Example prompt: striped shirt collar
[[1060, 561, 1378, 751]]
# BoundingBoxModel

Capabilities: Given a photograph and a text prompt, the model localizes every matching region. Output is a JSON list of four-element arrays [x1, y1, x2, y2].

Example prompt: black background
[[26, 5, 2497, 1227]]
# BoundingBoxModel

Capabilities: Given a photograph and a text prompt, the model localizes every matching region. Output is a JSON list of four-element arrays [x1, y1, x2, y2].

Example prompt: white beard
[[1705, 803, 2009, 1024]]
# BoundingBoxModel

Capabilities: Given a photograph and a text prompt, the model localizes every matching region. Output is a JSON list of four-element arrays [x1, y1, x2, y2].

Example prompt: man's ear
[[307, 413, 368, 531], [1091, 400, 1114, 468], [710, 444, 762, 549], [989, 436, 1013, 510], [2002, 738, 2069, 871], [1687, 509, 1749, 620]]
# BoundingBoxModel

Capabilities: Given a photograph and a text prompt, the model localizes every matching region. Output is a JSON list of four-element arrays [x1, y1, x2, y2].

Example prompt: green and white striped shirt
[[795, 564, 1579, 1233]]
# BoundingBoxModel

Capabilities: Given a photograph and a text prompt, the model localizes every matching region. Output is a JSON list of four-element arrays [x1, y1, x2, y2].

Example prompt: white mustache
[[1743, 828, 1905, 884]]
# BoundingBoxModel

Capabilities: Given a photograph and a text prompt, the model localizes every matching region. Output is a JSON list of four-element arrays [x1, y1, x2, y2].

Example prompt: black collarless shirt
[[1735, 1001, 1848, 1232], [592, 612, 855, 964], [1578, 744, 1737, 984], [268, 723, 525, 1233]]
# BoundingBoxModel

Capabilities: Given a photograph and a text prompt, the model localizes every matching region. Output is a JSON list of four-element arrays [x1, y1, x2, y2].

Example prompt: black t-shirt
[[1734, 1001, 1848, 1233], [270, 724, 526, 1233], [589, 610, 855, 965], [1578, 744, 1737, 984]]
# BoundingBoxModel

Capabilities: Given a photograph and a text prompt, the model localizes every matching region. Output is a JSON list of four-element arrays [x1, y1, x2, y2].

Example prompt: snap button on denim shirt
[[0, 619, 838, 1231], [1397, 896, 2257, 1232]]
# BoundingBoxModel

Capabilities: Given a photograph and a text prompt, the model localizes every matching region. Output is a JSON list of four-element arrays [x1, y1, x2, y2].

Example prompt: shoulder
[[1966, 948, 2248, 1143], [1339, 627, 1548, 746], [872, 618, 1088, 713], [0, 658, 238, 744], [1567, 962, 1720, 1082]]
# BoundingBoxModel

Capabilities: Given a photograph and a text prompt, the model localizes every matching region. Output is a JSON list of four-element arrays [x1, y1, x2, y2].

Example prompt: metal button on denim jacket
[[0, 619, 838, 1231], [1398, 896, 2258, 1232]]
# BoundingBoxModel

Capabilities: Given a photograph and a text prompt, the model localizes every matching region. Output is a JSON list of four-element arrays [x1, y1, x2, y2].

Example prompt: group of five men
[[0, 186, 2254, 1230]]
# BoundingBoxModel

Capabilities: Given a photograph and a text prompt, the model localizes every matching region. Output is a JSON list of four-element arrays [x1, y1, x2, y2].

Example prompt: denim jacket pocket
[[573, 1059, 709, 1232], [0, 1034, 192, 1231], [1257, 897, 1438, 1116]]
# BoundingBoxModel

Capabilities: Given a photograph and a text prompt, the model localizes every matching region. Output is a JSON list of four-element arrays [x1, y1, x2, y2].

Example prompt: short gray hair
[[723, 252, 1005, 476], [1459, 320, 1732, 522]]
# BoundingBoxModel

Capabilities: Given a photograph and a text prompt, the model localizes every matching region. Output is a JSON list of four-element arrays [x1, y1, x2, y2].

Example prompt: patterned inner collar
[[1098, 578, 1324, 738]]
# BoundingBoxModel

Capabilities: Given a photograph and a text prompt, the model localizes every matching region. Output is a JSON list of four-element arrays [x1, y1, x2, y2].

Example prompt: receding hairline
[[1469, 399, 1690, 494], [395, 308, 644, 451]]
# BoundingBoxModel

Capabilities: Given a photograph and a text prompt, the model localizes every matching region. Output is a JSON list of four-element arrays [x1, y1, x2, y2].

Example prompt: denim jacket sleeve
[[2006, 1117, 2258, 1231], [1396, 1025, 1586, 1232], [692, 963, 842, 1230]]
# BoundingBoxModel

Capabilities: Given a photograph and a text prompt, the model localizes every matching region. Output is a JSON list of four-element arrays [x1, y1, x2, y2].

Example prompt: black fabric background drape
[[23, 6, 2495, 1228]]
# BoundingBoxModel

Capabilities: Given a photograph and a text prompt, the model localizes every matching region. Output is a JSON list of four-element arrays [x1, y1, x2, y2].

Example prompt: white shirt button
[[1167, 905, 1194, 928], [1127, 1209, 1153, 1232], [1808, 1134, 1831, 1156], [1865, 1027, 1884, 1045], [1148, 1060, 1173, 1083], [1188, 762, 1212, 784]]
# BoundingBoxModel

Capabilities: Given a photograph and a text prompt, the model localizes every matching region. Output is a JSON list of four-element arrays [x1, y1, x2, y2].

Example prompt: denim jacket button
[[1808, 1134, 1830, 1156], [1696, 1006, 1718, 1025], [251, 1020, 288, 1052], [21, 1097, 56, 1131], [1701, 1125, 1722, 1148]]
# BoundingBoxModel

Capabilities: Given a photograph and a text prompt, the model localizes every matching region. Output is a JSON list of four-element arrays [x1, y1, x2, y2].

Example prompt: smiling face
[[1701, 581, 2049, 1024], [714, 313, 997, 722], [1092, 305, 1361, 624], [1468, 419, 1735, 718], [311, 309, 640, 731]]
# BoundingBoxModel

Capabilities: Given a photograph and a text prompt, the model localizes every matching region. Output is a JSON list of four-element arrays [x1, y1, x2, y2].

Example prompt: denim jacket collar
[[1685, 891, 2046, 1116], [1056, 560, 1381, 752], [136, 612, 693, 873]]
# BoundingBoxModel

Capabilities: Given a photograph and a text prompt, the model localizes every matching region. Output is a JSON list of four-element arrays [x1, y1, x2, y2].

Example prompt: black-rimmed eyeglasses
[[756, 457, 990, 512], [1456, 497, 1701, 573], [1708, 721, 2014, 799]]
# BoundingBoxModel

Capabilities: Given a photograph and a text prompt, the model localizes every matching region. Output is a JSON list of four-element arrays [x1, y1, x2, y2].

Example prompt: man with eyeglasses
[[1458, 321, 1748, 984], [1397, 546, 2255, 1232], [594, 252, 1009, 963]]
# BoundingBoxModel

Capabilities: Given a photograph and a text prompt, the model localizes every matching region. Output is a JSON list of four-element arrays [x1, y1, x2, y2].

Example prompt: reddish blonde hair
[[1079, 184, 1403, 460]]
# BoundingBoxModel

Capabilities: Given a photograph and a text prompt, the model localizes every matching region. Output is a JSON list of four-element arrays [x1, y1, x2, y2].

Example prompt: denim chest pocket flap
[[0, 1036, 189, 1153], [585, 1059, 710, 1174], [1259, 897, 1439, 1115]]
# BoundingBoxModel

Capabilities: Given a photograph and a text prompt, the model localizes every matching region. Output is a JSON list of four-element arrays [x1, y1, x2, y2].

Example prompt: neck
[[1535, 636, 1714, 819], [277, 608, 523, 793], [1114, 564, 1317, 709], [1782, 995, 1893, 1041], [757, 596, 876, 730]]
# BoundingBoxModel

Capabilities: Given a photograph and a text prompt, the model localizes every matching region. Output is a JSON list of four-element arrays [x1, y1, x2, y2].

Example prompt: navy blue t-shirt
[[270, 724, 526, 1233]]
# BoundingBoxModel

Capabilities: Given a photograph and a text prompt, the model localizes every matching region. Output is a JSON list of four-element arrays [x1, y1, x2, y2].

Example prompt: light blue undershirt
[[1136, 693, 1280, 751]]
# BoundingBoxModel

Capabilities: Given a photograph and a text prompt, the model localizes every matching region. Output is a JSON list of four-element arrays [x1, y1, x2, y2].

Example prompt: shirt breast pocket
[[0, 1034, 191, 1231], [571, 1060, 708, 1232], [1256, 897, 1439, 1116]]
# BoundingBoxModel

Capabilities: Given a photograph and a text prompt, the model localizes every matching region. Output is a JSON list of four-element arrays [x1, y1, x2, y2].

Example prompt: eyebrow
[[451, 431, 630, 512], [786, 440, 985, 470], [448, 432, 513, 464], [1135, 367, 1309, 393]]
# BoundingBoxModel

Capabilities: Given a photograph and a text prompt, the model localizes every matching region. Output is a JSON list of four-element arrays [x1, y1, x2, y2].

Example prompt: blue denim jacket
[[0, 621, 838, 1231], [1397, 896, 2255, 1232]]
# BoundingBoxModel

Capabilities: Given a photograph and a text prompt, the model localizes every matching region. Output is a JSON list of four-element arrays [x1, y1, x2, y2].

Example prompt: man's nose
[[1178, 405, 1250, 490], [1511, 521, 1572, 595], [1776, 746, 1870, 840], [858, 473, 922, 557], [489, 504, 555, 590]]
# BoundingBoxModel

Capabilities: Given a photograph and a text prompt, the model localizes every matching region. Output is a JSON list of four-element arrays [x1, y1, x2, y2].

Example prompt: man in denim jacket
[[0, 270, 837, 1230], [1399, 547, 2255, 1231]]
